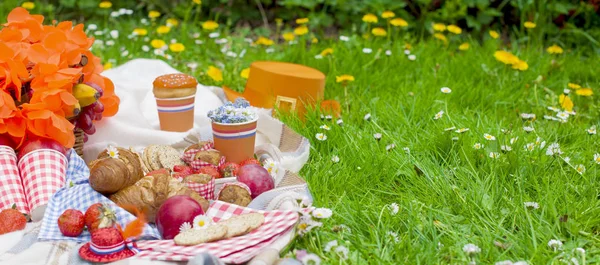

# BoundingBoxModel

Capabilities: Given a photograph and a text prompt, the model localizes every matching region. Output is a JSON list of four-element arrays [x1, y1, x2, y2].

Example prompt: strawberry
[[58, 209, 84, 237], [219, 162, 240, 178], [146, 168, 169, 176], [196, 166, 221, 179], [84, 203, 116, 233], [173, 165, 193, 176], [240, 158, 261, 167], [0, 208, 26, 235]]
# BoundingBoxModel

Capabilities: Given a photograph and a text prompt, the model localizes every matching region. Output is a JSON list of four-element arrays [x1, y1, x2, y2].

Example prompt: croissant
[[89, 147, 144, 194]]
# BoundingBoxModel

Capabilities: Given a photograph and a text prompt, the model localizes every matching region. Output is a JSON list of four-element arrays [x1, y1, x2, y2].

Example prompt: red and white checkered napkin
[[18, 149, 67, 214], [182, 142, 226, 172], [136, 201, 299, 264], [184, 176, 215, 200], [0, 146, 29, 213]]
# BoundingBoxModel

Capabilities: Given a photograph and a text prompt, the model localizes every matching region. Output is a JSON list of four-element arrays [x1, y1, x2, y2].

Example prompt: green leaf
[[59, 0, 76, 8]]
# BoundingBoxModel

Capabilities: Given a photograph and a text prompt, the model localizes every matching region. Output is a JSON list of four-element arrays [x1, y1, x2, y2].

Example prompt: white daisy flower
[[87, 24, 98, 31], [324, 240, 338, 252], [386, 143, 396, 151], [557, 111, 570, 120], [239, 49, 247, 58], [564, 88, 571, 94], [339, 35, 350, 41], [362, 48, 373, 54], [501, 145, 512, 152], [520, 113, 536, 120], [387, 231, 400, 243], [547, 106, 561, 112], [192, 215, 213, 230], [336, 119, 343, 126], [312, 208, 333, 219], [94, 30, 104, 36], [452, 136, 459, 141], [387, 203, 399, 215], [225, 51, 237, 58], [513, 262, 528, 265], [444, 126, 456, 131], [297, 216, 322, 236], [548, 239, 562, 251], [463, 243, 481, 255], [440, 87, 452, 94], [300, 253, 321, 265], [121, 50, 129, 57], [374, 133, 382, 140], [535, 137, 546, 148], [523, 126, 534, 132], [179, 222, 192, 233], [495, 261, 514, 265], [434, 110, 444, 120], [325, 115, 332, 120], [575, 247, 585, 255], [575, 164, 586, 174], [140, 18, 149, 25], [106, 146, 119, 159], [105, 40, 115, 46], [510, 137, 519, 144], [195, 39, 204, 45], [404, 49, 411, 55], [546, 143, 562, 156], [489, 152, 500, 159], [93, 39, 104, 46], [524, 201, 539, 209], [263, 158, 280, 177], [331, 155, 340, 163], [209, 32, 220, 38], [524, 143, 535, 152], [315, 133, 327, 141], [563, 156, 571, 163], [484, 133, 496, 141], [403, 147, 410, 153], [109, 30, 119, 39], [364, 113, 372, 121], [335, 245, 349, 260], [473, 143, 484, 149], [588, 126, 597, 135], [455, 128, 469, 133], [110, 11, 120, 17], [141, 45, 150, 52], [266, 48, 275, 53], [186, 62, 198, 70], [408, 54, 416, 61], [594, 153, 600, 164], [385, 50, 392, 56], [314, 54, 323, 59]]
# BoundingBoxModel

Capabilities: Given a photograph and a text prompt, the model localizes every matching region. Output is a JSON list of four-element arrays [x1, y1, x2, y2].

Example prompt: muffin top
[[153, 73, 198, 89]]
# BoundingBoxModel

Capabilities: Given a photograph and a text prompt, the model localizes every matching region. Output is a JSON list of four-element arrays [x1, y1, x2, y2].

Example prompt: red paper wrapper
[[216, 182, 252, 200], [18, 149, 67, 221], [182, 142, 226, 172], [184, 177, 215, 200], [0, 146, 29, 214]]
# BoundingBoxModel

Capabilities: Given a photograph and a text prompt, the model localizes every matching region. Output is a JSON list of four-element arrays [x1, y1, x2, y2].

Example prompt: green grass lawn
[[15, 7, 600, 264]]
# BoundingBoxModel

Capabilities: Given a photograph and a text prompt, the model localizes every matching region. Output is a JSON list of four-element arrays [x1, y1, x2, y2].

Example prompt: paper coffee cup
[[0, 146, 29, 214], [212, 118, 258, 163], [155, 95, 195, 132]]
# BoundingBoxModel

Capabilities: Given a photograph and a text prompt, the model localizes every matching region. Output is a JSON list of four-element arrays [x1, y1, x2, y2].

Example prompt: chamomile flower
[[463, 243, 481, 256], [535, 137, 546, 148], [563, 157, 571, 163], [386, 143, 396, 151], [320, 125, 331, 131], [473, 143, 484, 149], [300, 253, 321, 265], [588, 126, 597, 135], [263, 158, 280, 177], [548, 239, 562, 251], [594, 153, 600, 164], [387, 203, 399, 215], [434, 110, 444, 120], [452, 136, 459, 141], [331, 155, 340, 163], [336, 119, 343, 126], [362, 48, 373, 54], [109, 30, 119, 39], [315, 133, 327, 141], [402, 147, 410, 154], [404, 49, 411, 55], [387, 231, 400, 243], [179, 222, 192, 233], [523, 126, 534, 132], [546, 143, 562, 156], [575, 248, 586, 255], [364, 113, 372, 121], [444, 126, 456, 131], [385, 50, 392, 56], [557, 111, 569, 120], [484, 133, 496, 141], [106, 145, 119, 159], [297, 215, 322, 236], [575, 164, 586, 174], [324, 240, 338, 252], [455, 128, 469, 133], [501, 145, 512, 152], [339, 35, 350, 42], [510, 137, 519, 144], [524, 201, 539, 209], [374, 133, 382, 140], [495, 260, 513, 265], [192, 215, 213, 230], [524, 143, 535, 152], [408, 54, 416, 61], [325, 115, 333, 120], [520, 113, 536, 120], [335, 246, 349, 260], [312, 208, 333, 219], [440, 87, 452, 94], [489, 152, 500, 159]]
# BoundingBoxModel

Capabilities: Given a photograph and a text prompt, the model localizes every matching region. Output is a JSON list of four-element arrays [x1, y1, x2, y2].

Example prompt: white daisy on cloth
[[193, 215, 213, 230], [106, 145, 119, 159]]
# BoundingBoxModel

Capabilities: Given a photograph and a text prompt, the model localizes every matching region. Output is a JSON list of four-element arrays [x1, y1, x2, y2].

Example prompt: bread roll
[[153, 73, 198, 99], [90, 147, 145, 194], [193, 150, 222, 166]]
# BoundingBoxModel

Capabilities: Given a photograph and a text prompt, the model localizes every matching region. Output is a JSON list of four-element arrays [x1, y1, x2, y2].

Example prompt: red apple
[[156, 195, 205, 239], [18, 138, 67, 160], [237, 164, 274, 199], [0, 134, 15, 149]]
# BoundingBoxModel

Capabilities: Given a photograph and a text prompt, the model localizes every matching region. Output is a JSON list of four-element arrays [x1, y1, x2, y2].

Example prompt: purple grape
[[82, 105, 95, 116], [93, 112, 102, 121], [83, 134, 89, 143], [93, 101, 104, 113], [78, 113, 93, 131], [83, 123, 96, 135], [86, 82, 104, 97]]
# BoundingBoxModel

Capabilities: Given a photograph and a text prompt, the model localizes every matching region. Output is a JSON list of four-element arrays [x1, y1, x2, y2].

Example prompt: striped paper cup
[[0, 146, 29, 214], [212, 118, 258, 163], [156, 95, 195, 132], [18, 149, 67, 221]]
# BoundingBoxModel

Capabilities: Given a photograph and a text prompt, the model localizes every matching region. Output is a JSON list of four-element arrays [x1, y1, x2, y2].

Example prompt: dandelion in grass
[[548, 239, 562, 251], [206, 66, 223, 82], [386, 143, 396, 151], [594, 154, 600, 164], [512, 60, 529, 71], [523, 126, 534, 133], [501, 145, 512, 152], [483, 133, 496, 141], [324, 240, 338, 252], [282, 32, 295, 42], [132, 28, 147, 36], [150, 39, 166, 49], [489, 152, 500, 159], [575, 87, 593, 96], [202, 20, 219, 31], [433, 23, 446, 32], [447, 25, 462, 34], [387, 203, 399, 215], [455, 128, 469, 134], [494, 51, 519, 65], [335, 246, 349, 260], [312, 208, 332, 219], [331, 155, 340, 163], [459, 43, 470, 51], [568, 83, 581, 89], [294, 26, 309, 36], [374, 133, 382, 141], [489, 30, 500, 39], [408, 54, 416, 61], [193, 0, 201, 4], [296, 18, 309, 24], [255, 36, 274, 46], [524, 21, 536, 29], [434, 33, 447, 44], [362, 14, 378, 23], [463, 243, 481, 256], [387, 231, 400, 243], [300, 253, 321, 265], [166, 18, 179, 27], [169, 43, 185, 53], [372, 28, 387, 37], [320, 48, 333, 57], [473, 143, 484, 150], [575, 164, 586, 175], [547, 45, 563, 54], [339, 35, 350, 42], [148, 10, 160, 19], [362, 48, 373, 54], [391, 18, 408, 27], [440, 87, 452, 94], [156, 25, 171, 34], [381, 11, 395, 19], [434, 110, 444, 120], [99, 1, 112, 8], [524, 143, 535, 152], [546, 143, 562, 156], [319, 125, 331, 131], [315, 133, 327, 141]]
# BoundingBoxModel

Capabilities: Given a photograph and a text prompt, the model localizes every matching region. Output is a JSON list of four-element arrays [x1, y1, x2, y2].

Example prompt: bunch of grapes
[[73, 83, 104, 142]]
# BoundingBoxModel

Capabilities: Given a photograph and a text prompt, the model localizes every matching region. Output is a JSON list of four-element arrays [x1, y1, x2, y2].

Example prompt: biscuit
[[219, 213, 264, 238], [173, 225, 227, 246]]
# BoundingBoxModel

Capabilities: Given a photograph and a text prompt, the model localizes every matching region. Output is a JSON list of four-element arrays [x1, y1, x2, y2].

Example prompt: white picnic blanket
[[0, 59, 311, 265]]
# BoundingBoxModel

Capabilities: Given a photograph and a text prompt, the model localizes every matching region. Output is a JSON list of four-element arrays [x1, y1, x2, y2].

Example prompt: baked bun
[[153, 73, 198, 98]]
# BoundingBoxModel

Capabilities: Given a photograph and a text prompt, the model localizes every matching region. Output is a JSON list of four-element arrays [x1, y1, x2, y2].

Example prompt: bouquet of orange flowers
[[0, 7, 119, 150]]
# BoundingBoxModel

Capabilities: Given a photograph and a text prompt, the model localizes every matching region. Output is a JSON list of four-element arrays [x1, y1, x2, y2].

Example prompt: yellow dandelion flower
[[447, 25, 462, 34], [207, 66, 223, 82], [21, 1, 35, 10], [320, 48, 334, 57], [296, 18, 309, 24], [193, 0, 201, 4], [255, 36, 274, 46], [133, 28, 148, 36], [382, 11, 395, 19], [524, 21, 536, 29], [489, 30, 499, 39], [202, 20, 219, 31], [372, 27, 387, 37], [559, 94, 574, 111], [156, 25, 171, 34], [405, 43, 412, 50], [433, 23, 446, 32], [362, 14, 378, 23], [294, 26, 309, 36], [98, 1, 112, 9], [546, 45, 563, 54], [575, 88, 593, 96], [336, 75, 355, 83], [568, 83, 581, 89], [433, 33, 447, 43], [494, 51, 519, 65], [166, 18, 179, 27], [283, 32, 295, 41], [103, 62, 113, 70], [459, 43, 470, 51], [149, 11, 161, 19], [390, 18, 408, 27], [150, 39, 166, 49], [512, 60, 528, 71], [240, 68, 250, 79], [169, 43, 185, 53], [311, 37, 318, 44]]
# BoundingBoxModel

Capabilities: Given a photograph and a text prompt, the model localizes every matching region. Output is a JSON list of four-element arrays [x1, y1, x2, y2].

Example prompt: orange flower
[[21, 103, 75, 148], [28, 88, 78, 117], [0, 42, 29, 101], [4, 7, 45, 43], [0, 91, 26, 147]]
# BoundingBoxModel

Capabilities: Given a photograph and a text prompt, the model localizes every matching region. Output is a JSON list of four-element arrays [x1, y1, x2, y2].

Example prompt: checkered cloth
[[182, 142, 226, 171], [18, 150, 67, 214], [38, 149, 161, 242], [184, 177, 215, 200], [0, 146, 29, 213], [135, 200, 299, 263]]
